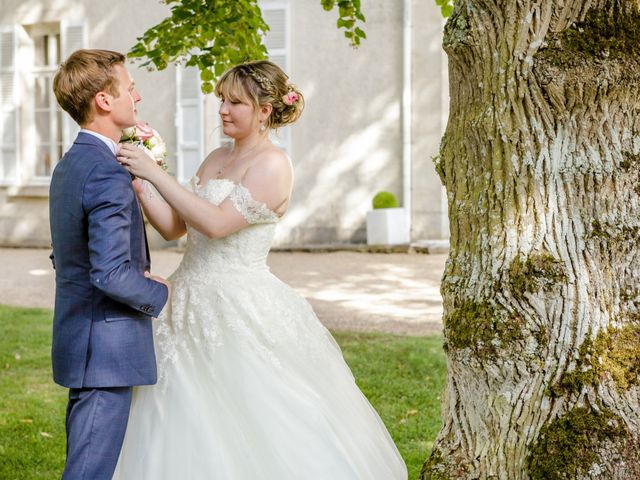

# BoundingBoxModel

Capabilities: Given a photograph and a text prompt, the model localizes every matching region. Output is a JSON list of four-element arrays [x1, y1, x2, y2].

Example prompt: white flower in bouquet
[[120, 121, 168, 171]]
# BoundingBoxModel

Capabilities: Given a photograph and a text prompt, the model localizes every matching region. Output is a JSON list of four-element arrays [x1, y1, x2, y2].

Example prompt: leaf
[[127, 0, 366, 84], [200, 68, 214, 82], [338, 5, 353, 18], [173, 9, 193, 20], [337, 18, 355, 29], [201, 81, 214, 95], [214, 62, 226, 76], [39, 432, 52, 438], [442, 4, 454, 17]]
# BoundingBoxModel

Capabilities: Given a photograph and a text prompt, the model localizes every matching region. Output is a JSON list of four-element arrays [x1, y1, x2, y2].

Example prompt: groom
[[49, 49, 169, 479]]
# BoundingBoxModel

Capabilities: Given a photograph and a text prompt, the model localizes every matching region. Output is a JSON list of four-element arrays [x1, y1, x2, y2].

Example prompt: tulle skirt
[[113, 268, 407, 479]]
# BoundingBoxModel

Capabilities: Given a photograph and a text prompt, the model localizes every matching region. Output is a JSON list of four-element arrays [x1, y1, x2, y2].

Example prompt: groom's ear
[[94, 91, 113, 113]]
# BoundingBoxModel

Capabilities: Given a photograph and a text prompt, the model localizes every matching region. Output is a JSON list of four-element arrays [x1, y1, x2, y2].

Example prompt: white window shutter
[[260, 3, 290, 152], [262, 5, 287, 70], [176, 66, 203, 183], [0, 25, 19, 184], [60, 20, 87, 151]]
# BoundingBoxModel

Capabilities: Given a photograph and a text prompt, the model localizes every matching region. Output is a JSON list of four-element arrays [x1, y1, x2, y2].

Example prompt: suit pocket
[[104, 307, 145, 322]]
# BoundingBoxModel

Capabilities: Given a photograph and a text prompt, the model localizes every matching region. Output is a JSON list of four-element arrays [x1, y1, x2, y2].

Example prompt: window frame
[[0, 24, 20, 186], [28, 24, 63, 183]]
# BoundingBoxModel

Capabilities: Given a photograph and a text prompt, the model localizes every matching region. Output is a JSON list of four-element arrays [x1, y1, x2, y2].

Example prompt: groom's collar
[[79, 129, 119, 156]]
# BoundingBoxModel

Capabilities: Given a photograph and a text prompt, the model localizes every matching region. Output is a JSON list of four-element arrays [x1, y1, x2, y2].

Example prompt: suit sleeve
[[83, 160, 168, 316]]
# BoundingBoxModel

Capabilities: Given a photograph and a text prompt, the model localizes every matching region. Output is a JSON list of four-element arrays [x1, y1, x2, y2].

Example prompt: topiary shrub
[[372, 191, 399, 209]]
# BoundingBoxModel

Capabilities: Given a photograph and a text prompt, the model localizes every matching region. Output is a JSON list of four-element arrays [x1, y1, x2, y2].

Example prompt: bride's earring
[[259, 122, 266, 133]]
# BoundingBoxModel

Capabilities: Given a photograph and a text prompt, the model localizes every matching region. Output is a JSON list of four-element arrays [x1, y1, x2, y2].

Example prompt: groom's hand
[[144, 271, 172, 304]]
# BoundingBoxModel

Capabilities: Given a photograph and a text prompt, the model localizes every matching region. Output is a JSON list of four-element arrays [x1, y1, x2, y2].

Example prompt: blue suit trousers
[[62, 387, 132, 480]]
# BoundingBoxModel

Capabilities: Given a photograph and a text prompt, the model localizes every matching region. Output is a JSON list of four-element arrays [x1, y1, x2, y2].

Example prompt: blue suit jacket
[[49, 132, 168, 388]]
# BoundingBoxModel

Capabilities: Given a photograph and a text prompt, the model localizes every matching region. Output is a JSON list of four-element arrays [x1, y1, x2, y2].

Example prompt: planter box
[[366, 207, 409, 245]]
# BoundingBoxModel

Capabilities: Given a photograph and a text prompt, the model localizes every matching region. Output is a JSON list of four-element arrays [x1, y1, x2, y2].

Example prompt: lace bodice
[[174, 176, 279, 278]]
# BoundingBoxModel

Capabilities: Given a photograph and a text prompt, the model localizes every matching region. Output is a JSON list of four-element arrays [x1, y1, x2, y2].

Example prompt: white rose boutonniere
[[120, 121, 169, 171]]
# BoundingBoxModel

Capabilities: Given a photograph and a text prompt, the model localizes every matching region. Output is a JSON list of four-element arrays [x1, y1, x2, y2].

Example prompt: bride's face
[[218, 90, 258, 139]]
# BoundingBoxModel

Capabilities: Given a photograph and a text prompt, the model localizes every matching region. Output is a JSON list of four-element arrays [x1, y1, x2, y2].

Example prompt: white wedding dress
[[113, 177, 407, 479]]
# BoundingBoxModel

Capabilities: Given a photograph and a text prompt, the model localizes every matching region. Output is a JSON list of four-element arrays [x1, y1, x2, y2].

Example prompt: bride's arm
[[132, 179, 187, 241], [118, 143, 291, 239]]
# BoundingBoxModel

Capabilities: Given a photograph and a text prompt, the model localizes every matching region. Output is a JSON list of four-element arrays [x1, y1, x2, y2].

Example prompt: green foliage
[[320, 0, 367, 46], [527, 406, 629, 480], [372, 191, 399, 209], [0, 305, 445, 480], [128, 0, 269, 94], [433, 0, 454, 18], [129, 0, 367, 93]]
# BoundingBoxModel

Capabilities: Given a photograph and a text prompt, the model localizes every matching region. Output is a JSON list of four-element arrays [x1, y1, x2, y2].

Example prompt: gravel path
[[0, 248, 445, 336]]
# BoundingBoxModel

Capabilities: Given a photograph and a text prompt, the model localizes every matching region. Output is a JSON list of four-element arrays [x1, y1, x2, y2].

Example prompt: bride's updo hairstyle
[[215, 60, 304, 129]]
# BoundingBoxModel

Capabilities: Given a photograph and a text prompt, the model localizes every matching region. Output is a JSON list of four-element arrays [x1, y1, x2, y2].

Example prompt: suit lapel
[[76, 131, 152, 269]]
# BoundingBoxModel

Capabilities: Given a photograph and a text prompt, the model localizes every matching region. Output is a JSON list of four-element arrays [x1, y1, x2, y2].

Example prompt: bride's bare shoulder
[[241, 147, 292, 197], [253, 146, 292, 175]]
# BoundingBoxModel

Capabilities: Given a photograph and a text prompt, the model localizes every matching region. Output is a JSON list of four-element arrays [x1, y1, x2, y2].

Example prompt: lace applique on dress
[[153, 175, 287, 391], [229, 183, 279, 225]]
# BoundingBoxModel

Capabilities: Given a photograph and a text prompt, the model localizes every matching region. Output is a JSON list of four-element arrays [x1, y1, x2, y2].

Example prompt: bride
[[114, 60, 407, 479]]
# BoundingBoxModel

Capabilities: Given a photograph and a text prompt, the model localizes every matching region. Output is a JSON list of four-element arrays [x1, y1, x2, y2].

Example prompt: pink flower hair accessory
[[282, 91, 298, 106]]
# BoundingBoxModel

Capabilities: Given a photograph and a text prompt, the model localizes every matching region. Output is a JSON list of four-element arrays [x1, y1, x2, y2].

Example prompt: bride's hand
[[118, 143, 162, 182]]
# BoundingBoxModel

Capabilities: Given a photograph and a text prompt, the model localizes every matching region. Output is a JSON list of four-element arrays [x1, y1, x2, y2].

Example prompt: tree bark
[[422, 1, 640, 478]]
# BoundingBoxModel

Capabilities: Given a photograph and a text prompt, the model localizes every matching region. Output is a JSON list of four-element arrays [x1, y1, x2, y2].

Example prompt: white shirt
[[80, 129, 119, 156]]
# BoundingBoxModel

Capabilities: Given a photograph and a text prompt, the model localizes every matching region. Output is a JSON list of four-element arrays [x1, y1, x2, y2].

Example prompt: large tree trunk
[[422, 1, 640, 478]]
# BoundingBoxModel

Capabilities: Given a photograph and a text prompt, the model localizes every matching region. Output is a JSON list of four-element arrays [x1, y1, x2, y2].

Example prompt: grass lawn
[[0, 305, 446, 479]]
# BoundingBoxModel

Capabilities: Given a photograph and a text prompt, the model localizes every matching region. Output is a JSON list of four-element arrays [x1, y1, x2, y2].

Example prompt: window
[[0, 26, 18, 184], [176, 66, 204, 183], [261, 3, 290, 152], [27, 23, 63, 178], [262, 4, 288, 71], [0, 21, 85, 185]]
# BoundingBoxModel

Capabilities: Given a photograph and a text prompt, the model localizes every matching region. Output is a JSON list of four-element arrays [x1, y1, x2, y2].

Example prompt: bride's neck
[[232, 132, 268, 155]]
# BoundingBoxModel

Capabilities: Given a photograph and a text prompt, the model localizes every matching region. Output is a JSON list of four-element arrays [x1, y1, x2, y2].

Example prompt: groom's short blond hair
[[53, 49, 125, 126]]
